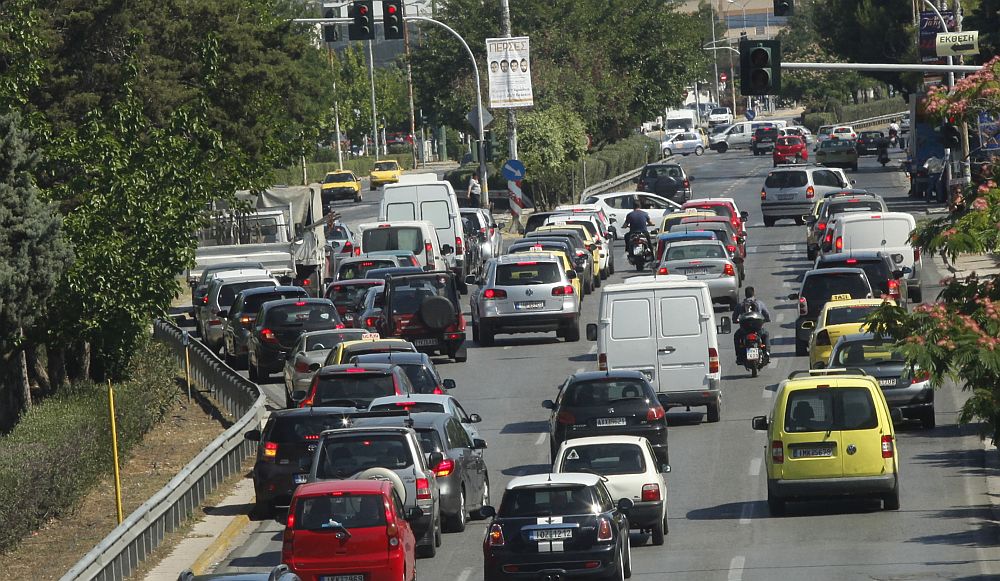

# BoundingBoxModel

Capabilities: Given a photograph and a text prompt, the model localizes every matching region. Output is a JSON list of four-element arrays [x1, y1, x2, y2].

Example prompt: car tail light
[[887, 279, 900, 299], [202, 295, 209, 305], [488, 524, 505, 546], [881, 435, 894, 458], [552, 285, 574, 296], [708, 347, 719, 374], [209, 318, 222, 326], [260, 328, 277, 343], [425, 241, 434, 265], [387, 520, 400, 548], [641, 483, 661, 502], [657, 267, 669, 275], [294, 360, 311, 373], [723, 264, 735, 277], [760, 189, 767, 200], [816, 329, 831, 346], [239, 315, 252, 326], [913, 248, 921, 262], [726, 244, 737, 254], [416, 477, 431, 500], [647, 405, 665, 421], [835, 236, 843, 251], [456, 236, 464, 255], [263, 441, 278, 461], [798, 297, 808, 316], [365, 317, 377, 327], [483, 288, 507, 299], [354, 246, 362, 256], [806, 186, 815, 199], [597, 517, 613, 542], [824, 232, 833, 245], [433, 458, 455, 477], [683, 180, 690, 189], [912, 370, 931, 383], [817, 222, 827, 231], [748, 333, 758, 341], [342, 241, 353, 254], [598, 353, 607, 371], [556, 410, 576, 425], [286, 507, 296, 529], [771, 440, 784, 464]]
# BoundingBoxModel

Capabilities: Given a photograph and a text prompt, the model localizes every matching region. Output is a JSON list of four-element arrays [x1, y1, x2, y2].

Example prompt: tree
[[0, 112, 73, 430], [965, 0, 1000, 63]]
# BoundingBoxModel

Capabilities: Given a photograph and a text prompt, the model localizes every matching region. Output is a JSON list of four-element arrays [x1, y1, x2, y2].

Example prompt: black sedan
[[352, 351, 457, 394], [246, 298, 343, 383], [543, 370, 668, 465]]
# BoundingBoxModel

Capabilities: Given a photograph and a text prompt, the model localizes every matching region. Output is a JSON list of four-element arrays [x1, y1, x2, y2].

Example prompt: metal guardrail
[[578, 154, 675, 202], [834, 111, 908, 131], [62, 320, 265, 581]]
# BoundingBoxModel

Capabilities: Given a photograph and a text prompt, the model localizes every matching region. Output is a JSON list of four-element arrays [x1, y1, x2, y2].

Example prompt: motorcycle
[[877, 141, 890, 167], [738, 311, 770, 377], [626, 232, 653, 271]]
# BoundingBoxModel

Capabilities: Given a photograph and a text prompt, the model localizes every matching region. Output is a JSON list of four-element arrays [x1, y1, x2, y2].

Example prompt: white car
[[552, 435, 670, 545], [662, 131, 705, 157], [707, 107, 734, 127], [368, 393, 483, 441], [580, 191, 681, 239], [830, 125, 857, 142]]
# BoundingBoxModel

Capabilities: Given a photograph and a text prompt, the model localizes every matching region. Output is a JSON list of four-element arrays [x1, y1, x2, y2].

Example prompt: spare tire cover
[[654, 176, 680, 196], [419, 295, 456, 330], [353, 467, 406, 504]]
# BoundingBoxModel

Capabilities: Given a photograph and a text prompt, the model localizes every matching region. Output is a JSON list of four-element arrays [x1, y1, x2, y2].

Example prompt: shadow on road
[[911, 448, 992, 477], [228, 550, 281, 568], [500, 420, 549, 434], [908, 505, 1000, 549], [502, 464, 551, 477]]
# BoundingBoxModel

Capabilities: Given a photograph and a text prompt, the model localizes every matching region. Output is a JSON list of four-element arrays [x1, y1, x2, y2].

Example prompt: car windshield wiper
[[608, 396, 643, 402]]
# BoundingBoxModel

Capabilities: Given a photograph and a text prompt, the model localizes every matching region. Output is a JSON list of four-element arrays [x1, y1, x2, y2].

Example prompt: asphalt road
[[209, 146, 1000, 580]]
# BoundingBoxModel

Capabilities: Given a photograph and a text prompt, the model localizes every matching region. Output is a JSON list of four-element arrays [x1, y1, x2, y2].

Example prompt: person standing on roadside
[[467, 173, 481, 207]]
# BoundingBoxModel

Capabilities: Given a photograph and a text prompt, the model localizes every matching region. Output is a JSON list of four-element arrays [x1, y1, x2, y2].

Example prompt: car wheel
[[718, 142, 728, 153], [909, 286, 923, 303], [285, 389, 294, 409], [253, 501, 275, 521], [223, 343, 237, 368], [695, 146, 704, 156], [370, 183, 376, 191], [795, 339, 809, 356], [921, 407, 936, 429], [807, 247, 817, 261], [585, 277, 594, 295], [416, 535, 436, 558], [435, 518, 442, 546], [594, 271, 602, 287], [882, 480, 901, 510], [443, 489, 467, 532], [564, 319, 581, 343], [615, 546, 626, 581], [623, 535, 632, 578], [763, 217, 776, 227], [451, 344, 468, 363], [651, 518, 665, 546], [476, 475, 491, 519], [609, 256, 615, 275], [354, 194, 362, 203], [706, 399, 721, 423], [479, 321, 495, 346], [471, 320, 480, 343], [794, 215, 806, 226], [247, 353, 259, 382]]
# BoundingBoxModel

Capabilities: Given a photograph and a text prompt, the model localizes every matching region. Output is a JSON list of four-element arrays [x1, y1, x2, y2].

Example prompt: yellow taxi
[[320, 170, 363, 203], [369, 159, 402, 189], [659, 209, 717, 234], [533, 224, 602, 290], [805, 298, 893, 369], [506, 248, 583, 300], [323, 336, 416, 366], [752, 368, 901, 515]]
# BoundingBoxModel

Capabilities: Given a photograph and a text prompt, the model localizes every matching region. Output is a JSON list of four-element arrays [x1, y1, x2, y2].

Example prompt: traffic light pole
[[367, 39, 380, 158], [501, 0, 518, 161]]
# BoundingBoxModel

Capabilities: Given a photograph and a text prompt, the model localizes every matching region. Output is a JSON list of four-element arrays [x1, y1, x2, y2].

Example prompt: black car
[[244, 407, 355, 516], [814, 251, 909, 307], [752, 126, 779, 155], [292, 363, 414, 408], [188, 261, 265, 316], [855, 130, 885, 155], [324, 278, 383, 328], [830, 332, 935, 428], [221, 286, 308, 368], [352, 352, 456, 394], [790, 268, 873, 355], [247, 298, 343, 382], [543, 371, 668, 465], [482, 472, 633, 581], [635, 162, 692, 203], [374, 271, 467, 362]]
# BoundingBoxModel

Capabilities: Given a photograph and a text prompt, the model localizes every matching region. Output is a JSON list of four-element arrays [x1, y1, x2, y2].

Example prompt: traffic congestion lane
[[210, 148, 1000, 580]]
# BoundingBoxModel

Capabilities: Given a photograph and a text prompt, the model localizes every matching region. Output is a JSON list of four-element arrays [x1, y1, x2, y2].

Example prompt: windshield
[[784, 388, 878, 433], [562, 378, 652, 406], [415, 428, 445, 454], [240, 289, 308, 316], [826, 201, 883, 217], [821, 139, 855, 150], [765, 171, 808, 188], [373, 161, 398, 171], [822, 260, 891, 291], [559, 443, 646, 476], [499, 485, 599, 517], [339, 259, 397, 280], [265, 303, 340, 327], [496, 262, 562, 286], [327, 283, 379, 308], [711, 108, 728, 115], [293, 494, 386, 531], [318, 434, 413, 478], [362, 227, 424, 255], [267, 414, 350, 442], [312, 373, 396, 407], [831, 338, 905, 366], [825, 305, 878, 326], [642, 165, 682, 179], [777, 137, 802, 147], [324, 173, 355, 183], [218, 281, 276, 307], [665, 244, 726, 261]]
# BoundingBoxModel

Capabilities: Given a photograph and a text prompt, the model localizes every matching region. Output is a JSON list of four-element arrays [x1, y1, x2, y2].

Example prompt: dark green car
[[815, 139, 859, 171]]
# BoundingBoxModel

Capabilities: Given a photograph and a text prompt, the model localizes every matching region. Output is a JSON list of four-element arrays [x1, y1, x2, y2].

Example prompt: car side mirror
[[717, 316, 732, 335], [617, 498, 635, 512], [901, 266, 912, 274], [441, 244, 454, 255], [472, 438, 488, 450], [751, 416, 768, 431], [467, 413, 483, 424], [850, 179, 857, 185], [801, 320, 815, 330], [291, 390, 308, 403], [787, 293, 799, 300], [465, 275, 476, 285], [687, 176, 696, 182], [586, 323, 598, 341], [542, 399, 555, 410], [244, 429, 261, 441], [442, 379, 457, 390], [480, 505, 496, 518], [308, 363, 321, 372], [659, 462, 671, 473], [566, 270, 577, 280], [609, 216, 618, 223], [404, 507, 424, 522], [890, 408, 904, 423], [427, 452, 444, 468], [632, 177, 640, 184]]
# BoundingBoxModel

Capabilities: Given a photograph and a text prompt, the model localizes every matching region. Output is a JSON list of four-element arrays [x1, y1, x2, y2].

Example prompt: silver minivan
[[198, 270, 277, 352], [761, 166, 851, 227]]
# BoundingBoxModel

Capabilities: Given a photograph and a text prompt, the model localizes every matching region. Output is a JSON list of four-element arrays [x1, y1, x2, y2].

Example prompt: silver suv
[[470, 253, 581, 345], [307, 420, 443, 558], [761, 165, 852, 227]]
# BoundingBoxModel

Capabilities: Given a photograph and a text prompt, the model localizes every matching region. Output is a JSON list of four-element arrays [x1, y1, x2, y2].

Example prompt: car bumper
[[884, 381, 934, 412], [258, 344, 291, 373], [627, 500, 664, 529], [370, 176, 399, 186], [815, 157, 857, 167], [762, 200, 813, 218], [402, 333, 465, 356], [484, 542, 617, 579], [773, 152, 806, 163], [320, 188, 358, 201], [481, 312, 579, 333], [769, 474, 896, 499], [703, 277, 739, 303], [292, 560, 404, 581], [753, 143, 775, 151], [657, 382, 720, 407], [253, 463, 307, 506]]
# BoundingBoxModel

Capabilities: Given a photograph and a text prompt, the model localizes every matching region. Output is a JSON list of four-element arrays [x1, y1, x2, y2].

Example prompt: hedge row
[[272, 153, 415, 186], [802, 98, 907, 132], [0, 339, 178, 553]]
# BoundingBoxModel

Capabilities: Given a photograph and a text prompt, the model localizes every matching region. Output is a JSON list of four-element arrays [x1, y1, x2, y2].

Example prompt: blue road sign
[[745, 109, 756, 121], [502, 159, 526, 181]]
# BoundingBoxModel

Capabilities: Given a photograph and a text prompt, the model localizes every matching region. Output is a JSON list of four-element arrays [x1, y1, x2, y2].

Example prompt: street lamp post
[[710, 0, 721, 104], [728, 0, 751, 37]]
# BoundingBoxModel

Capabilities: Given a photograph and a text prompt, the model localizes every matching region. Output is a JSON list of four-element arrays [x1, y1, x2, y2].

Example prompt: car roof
[[341, 255, 400, 263], [212, 269, 274, 281], [326, 169, 355, 175], [507, 472, 603, 489], [664, 239, 726, 249], [317, 362, 396, 374], [266, 406, 357, 419], [203, 261, 265, 273], [330, 278, 384, 286], [657, 231, 716, 240], [338, 338, 413, 350], [497, 253, 560, 265], [821, 298, 891, 310], [804, 267, 867, 276], [817, 251, 888, 262], [261, 297, 331, 309], [239, 285, 305, 296], [353, 351, 430, 365], [370, 394, 455, 405], [295, 479, 391, 497], [300, 328, 368, 339], [358, 220, 435, 230], [571, 369, 648, 382], [558, 435, 650, 447]]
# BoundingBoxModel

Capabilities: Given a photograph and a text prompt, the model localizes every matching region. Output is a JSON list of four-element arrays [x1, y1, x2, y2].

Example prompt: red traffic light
[[387, 4, 396, 13], [358, 4, 368, 14]]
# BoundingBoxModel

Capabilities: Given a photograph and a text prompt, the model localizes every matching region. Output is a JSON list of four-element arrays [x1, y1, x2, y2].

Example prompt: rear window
[[561, 378, 653, 407], [344, 345, 415, 361], [327, 283, 379, 307], [293, 493, 386, 530], [496, 262, 561, 286], [642, 165, 682, 179], [266, 414, 350, 442], [371, 401, 446, 414], [218, 281, 275, 307], [510, 242, 569, 255], [305, 331, 366, 351], [831, 338, 905, 367], [665, 244, 726, 261], [548, 219, 597, 237], [374, 161, 398, 171], [686, 205, 733, 219], [802, 273, 870, 306], [820, 260, 890, 290], [415, 428, 445, 454], [265, 303, 339, 327], [765, 171, 808, 188], [317, 434, 413, 479], [559, 443, 646, 476], [776, 137, 802, 147], [499, 485, 598, 518], [821, 139, 855, 150], [339, 259, 397, 280], [826, 201, 883, 217], [242, 289, 308, 315], [824, 305, 878, 326], [324, 173, 355, 183], [784, 387, 878, 432], [388, 275, 458, 315], [312, 373, 396, 407], [363, 227, 424, 255]]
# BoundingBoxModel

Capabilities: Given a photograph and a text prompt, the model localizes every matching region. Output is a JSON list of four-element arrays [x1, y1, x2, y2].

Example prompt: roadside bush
[[272, 154, 414, 186], [0, 338, 177, 553], [802, 112, 837, 132], [802, 98, 907, 132]]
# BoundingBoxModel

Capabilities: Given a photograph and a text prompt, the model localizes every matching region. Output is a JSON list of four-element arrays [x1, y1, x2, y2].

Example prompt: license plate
[[531, 529, 573, 541], [596, 417, 627, 427], [515, 301, 545, 310], [746, 347, 760, 361], [321, 576, 365, 581], [777, 194, 796, 201], [793, 447, 834, 458], [413, 338, 439, 346], [293, 474, 308, 484], [879, 378, 897, 387], [684, 268, 708, 275]]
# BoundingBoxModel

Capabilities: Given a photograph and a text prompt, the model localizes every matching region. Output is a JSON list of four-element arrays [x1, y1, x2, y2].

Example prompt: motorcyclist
[[888, 121, 900, 147], [623, 198, 654, 258], [732, 286, 772, 364]]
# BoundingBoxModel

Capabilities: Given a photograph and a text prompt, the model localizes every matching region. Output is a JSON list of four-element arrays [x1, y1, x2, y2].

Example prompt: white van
[[586, 279, 732, 423], [357, 220, 447, 272], [709, 120, 787, 153], [830, 212, 922, 301], [380, 177, 467, 289]]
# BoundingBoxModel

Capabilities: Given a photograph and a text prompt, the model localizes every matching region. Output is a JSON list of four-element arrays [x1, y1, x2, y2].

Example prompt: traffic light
[[322, 8, 338, 43], [942, 118, 962, 149], [382, 0, 404, 40], [740, 39, 781, 96], [774, 0, 793, 17], [349, 1, 375, 40]]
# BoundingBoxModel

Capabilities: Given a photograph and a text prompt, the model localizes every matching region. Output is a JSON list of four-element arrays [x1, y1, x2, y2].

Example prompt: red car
[[283, 479, 421, 581], [773, 135, 808, 166], [680, 199, 746, 238]]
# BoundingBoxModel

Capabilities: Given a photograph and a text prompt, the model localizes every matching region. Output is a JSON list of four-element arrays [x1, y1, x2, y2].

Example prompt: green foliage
[[322, 46, 412, 143], [0, 0, 45, 113], [801, 98, 907, 132], [801, 112, 838, 133], [0, 338, 177, 553], [965, 0, 1000, 63]]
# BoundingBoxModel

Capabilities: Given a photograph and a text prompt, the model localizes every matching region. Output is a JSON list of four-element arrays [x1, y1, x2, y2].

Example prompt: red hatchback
[[283, 479, 420, 581], [773, 136, 808, 166], [681, 199, 746, 238]]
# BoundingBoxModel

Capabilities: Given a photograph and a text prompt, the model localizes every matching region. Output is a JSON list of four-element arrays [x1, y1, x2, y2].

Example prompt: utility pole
[[710, 0, 721, 104], [367, 38, 380, 159], [403, 4, 417, 168], [954, 0, 972, 184], [328, 46, 344, 170], [501, 0, 518, 160]]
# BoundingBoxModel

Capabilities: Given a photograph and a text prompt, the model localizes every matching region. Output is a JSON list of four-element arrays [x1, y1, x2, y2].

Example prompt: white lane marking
[[776, 312, 786, 323], [535, 433, 547, 445], [504, 346, 512, 350], [782, 280, 797, 288], [456, 568, 472, 581], [779, 244, 797, 252], [739, 503, 753, 525], [746, 246, 758, 254], [728, 555, 746, 581], [749, 457, 762, 476]]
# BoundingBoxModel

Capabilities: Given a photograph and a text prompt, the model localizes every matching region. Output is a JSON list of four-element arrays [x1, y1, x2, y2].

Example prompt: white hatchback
[[553, 435, 670, 545], [580, 192, 681, 239]]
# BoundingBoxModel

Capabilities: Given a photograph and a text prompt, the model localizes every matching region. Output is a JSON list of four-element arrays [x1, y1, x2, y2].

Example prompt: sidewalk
[[941, 252, 1000, 279]]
